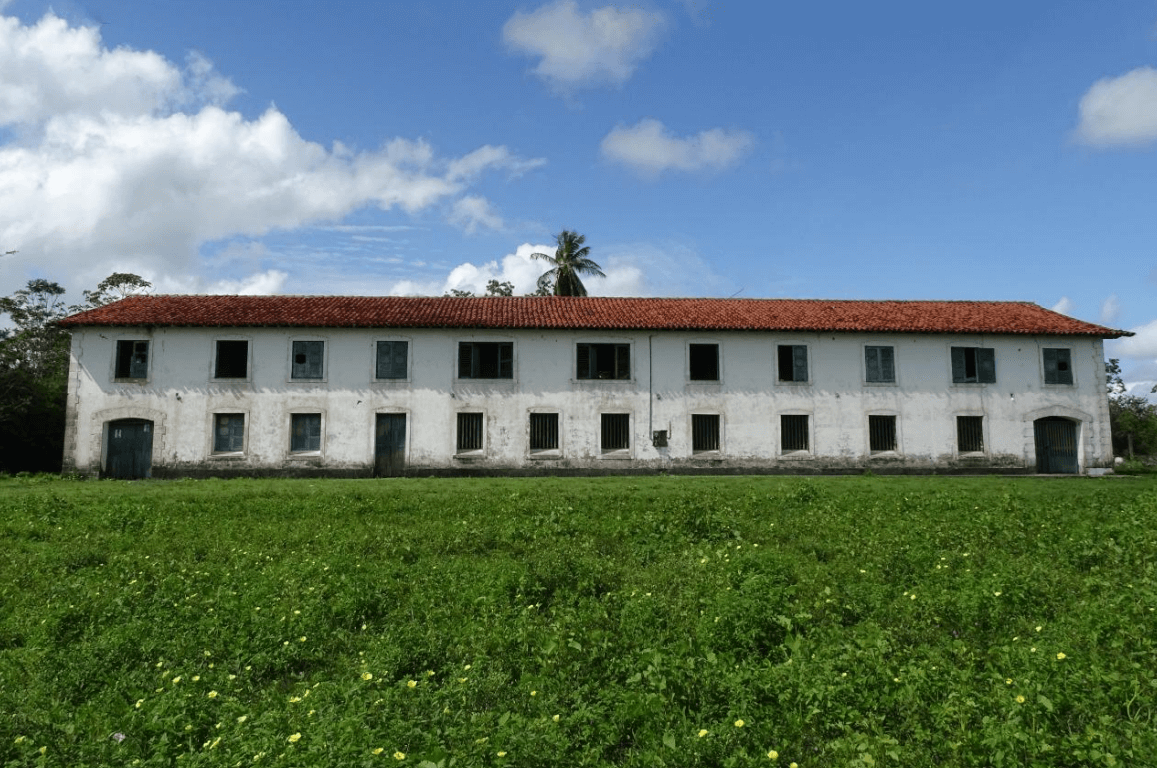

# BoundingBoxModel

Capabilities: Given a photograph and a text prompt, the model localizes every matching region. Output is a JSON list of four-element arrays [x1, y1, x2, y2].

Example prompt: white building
[[58, 296, 1127, 478]]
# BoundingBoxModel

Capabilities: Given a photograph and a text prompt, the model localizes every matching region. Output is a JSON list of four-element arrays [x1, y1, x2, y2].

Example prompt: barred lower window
[[781, 414, 809, 452], [868, 415, 897, 452], [290, 414, 321, 453], [529, 413, 559, 451], [601, 414, 630, 452], [692, 414, 720, 453], [457, 413, 483, 452], [957, 416, 984, 453]]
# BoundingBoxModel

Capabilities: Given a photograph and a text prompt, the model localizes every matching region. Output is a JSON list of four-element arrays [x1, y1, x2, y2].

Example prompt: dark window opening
[[457, 413, 483, 451], [869, 415, 897, 452], [577, 343, 630, 379], [459, 342, 513, 379], [292, 340, 324, 379], [957, 416, 984, 453], [291, 414, 321, 453], [692, 414, 720, 452], [1043, 348, 1073, 385], [529, 413, 559, 451], [864, 346, 895, 383], [601, 413, 630, 452], [778, 344, 808, 382], [781, 414, 809, 452], [115, 340, 149, 379], [215, 340, 249, 379], [376, 340, 409, 380], [213, 413, 245, 453], [689, 344, 719, 381], [951, 347, 996, 384]]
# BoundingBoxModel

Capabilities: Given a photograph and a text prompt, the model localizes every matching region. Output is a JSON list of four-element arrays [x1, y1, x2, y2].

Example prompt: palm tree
[[531, 230, 606, 297]]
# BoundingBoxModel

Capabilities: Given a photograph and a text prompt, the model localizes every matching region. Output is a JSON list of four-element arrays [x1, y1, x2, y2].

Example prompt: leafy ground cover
[[1, 474, 1155, 767]]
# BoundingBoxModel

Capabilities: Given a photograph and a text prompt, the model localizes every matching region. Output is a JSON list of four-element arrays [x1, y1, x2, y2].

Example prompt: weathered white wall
[[62, 326, 1113, 475]]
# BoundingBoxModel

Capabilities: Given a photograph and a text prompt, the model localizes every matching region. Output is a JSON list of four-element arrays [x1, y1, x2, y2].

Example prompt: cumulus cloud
[[153, 269, 290, 296], [1076, 66, 1157, 147], [1051, 296, 1075, 316], [1100, 294, 1121, 325], [0, 12, 543, 297], [503, 0, 665, 89], [601, 119, 754, 176], [1113, 318, 1157, 359]]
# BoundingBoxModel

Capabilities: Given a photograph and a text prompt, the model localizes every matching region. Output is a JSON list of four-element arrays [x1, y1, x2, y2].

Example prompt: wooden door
[[374, 414, 406, 477], [107, 419, 153, 479], [1034, 417, 1078, 474]]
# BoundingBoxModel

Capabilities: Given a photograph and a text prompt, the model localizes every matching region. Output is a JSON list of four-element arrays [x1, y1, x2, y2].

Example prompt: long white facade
[[62, 323, 1114, 476]]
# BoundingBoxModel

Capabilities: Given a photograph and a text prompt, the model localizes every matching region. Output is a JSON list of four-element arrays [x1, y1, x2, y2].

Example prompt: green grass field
[[2, 474, 1156, 767]]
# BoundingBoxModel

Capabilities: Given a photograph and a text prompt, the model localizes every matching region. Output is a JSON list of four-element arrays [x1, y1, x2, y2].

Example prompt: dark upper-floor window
[[214, 340, 248, 379], [689, 343, 719, 381], [951, 347, 996, 384], [1043, 348, 1073, 385], [376, 341, 408, 380], [458, 342, 513, 379], [864, 346, 895, 383], [292, 341, 324, 380], [778, 345, 808, 382], [577, 343, 629, 380], [115, 340, 149, 379]]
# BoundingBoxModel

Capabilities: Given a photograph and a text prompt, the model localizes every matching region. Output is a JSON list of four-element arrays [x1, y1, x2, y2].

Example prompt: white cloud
[[0, 12, 542, 296], [503, 0, 665, 89], [1076, 66, 1157, 147], [601, 119, 754, 176], [448, 196, 504, 234], [1113, 318, 1157, 359], [1051, 296, 1075, 315], [1100, 294, 1121, 325], [153, 269, 289, 296]]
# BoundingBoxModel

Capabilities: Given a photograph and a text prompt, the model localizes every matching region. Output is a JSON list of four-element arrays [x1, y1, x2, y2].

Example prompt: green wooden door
[[107, 419, 153, 479], [1034, 417, 1078, 474]]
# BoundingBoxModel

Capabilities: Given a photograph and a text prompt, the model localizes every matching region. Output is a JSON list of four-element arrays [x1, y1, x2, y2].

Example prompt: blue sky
[[1, 0, 1156, 392]]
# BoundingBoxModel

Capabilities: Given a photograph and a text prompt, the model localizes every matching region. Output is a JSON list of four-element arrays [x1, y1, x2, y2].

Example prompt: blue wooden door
[[107, 419, 153, 479], [374, 414, 406, 477]]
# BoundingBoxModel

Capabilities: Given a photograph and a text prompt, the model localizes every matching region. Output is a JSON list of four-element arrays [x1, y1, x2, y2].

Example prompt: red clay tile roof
[[57, 295, 1130, 337]]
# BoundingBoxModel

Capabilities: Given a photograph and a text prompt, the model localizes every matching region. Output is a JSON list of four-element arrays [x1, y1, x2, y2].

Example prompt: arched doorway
[[106, 419, 154, 479], [1033, 417, 1078, 474]]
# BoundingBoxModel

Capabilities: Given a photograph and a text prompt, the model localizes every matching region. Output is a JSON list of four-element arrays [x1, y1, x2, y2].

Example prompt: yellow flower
[[1016, 695, 1025, 704], [362, 672, 373, 681], [1056, 652, 1067, 660], [734, 719, 745, 728], [13, 736, 26, 744], [288, 733, 301, 743], [993, 591, 1001, 597], [172, 676, 181, 684], [39, 747, 47, 755], [768, 750, 778, 760], [373, 748, 384, 755], [790, 763, 798, 768], [299, 636, 306, 642], [552, 714, 560, 722], [698, 729, 709, 738], [407, 680, 417, 689], [237, 715, 248, 723], [426, 670, 435, 677], [1005, 678, 1012, 685], [207, 690, 218, 698], [135, 699, 144, 708], [393, 751, 405, 760], [1035, 625, 1042, 632], [192, 675, 200, 682], [497, 751, 507, 757], [289, 696, 302, 703], [530, 690, 537, 696]]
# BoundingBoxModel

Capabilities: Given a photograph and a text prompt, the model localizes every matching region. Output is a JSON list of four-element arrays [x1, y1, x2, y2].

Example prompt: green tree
[[1105, 358, 1157, 457], [532, 230, 606, 297]]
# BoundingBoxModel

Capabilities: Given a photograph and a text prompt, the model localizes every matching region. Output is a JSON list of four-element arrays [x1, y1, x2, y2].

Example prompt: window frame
[[455, 411, 486, 456], [457, 340, 515, 381], [288, 411, 324, 456], [956, 414, 986, 455], [211, 337, 251, 382], [776, 343, 810, 385], [288, 338, 327, 382], [1041, 347, 1075, 387], [528, 410, 562, 457], [599, 412, 632, 457], [949, 345, 996, 385], [867, 413, 900, 455], [373, 337, 411, 382], [112, 338, 150, 382], [575, 341, 632, 381], [691, 413, 722, 455], [209, 412, 248, 457], [863, 344, 897, 385], [779, 412, 812, 456], [687, 341, 721, 383]]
